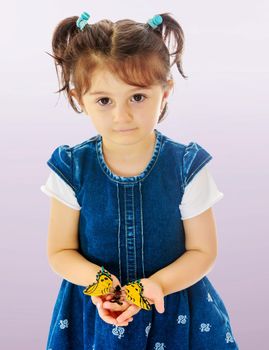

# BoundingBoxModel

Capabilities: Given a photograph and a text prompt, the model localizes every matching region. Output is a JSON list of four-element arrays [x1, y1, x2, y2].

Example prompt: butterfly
[[83, 266, 124, 305], [122, 279, 152, 311], [83, 267, 151, 310]]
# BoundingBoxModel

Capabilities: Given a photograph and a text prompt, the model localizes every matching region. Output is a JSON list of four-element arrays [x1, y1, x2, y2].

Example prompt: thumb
[[154, 297, 165, 314], [96, 297, 103, 307], [92, 296, 102, 307]]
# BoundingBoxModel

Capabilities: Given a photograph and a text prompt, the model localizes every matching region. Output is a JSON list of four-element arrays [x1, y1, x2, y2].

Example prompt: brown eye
[[132, 94, 146, 102], [97, 97, 110, 106]]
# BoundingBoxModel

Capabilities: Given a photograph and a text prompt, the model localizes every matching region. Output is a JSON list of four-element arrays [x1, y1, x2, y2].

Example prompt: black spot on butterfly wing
[[140, 295, 151, 310]]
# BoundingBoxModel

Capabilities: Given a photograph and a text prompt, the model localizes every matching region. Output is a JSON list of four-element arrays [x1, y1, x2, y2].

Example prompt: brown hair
[[47, 12, 188, 123]]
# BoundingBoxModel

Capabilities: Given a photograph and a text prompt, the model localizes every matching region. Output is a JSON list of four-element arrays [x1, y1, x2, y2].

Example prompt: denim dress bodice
[[47, 129, 211, 286], [45, 129, 239, 350]]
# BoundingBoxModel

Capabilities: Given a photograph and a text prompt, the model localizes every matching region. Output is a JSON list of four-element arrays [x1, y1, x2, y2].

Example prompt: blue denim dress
[[45, 128, 239, 350]]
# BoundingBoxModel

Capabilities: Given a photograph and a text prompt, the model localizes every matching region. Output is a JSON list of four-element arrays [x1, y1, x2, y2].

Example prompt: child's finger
[[91, 296, 102, 306], [103, 300, 130, 311], [97, 302, 118, 325], [116, 305, 139, 323], [97, 302, 132, 326], [155, 297, 165, 314]]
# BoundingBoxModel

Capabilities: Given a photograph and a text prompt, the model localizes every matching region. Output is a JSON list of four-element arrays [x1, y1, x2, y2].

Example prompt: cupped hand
[[90, 274, 134, 327], [114, 277, 165, 324]]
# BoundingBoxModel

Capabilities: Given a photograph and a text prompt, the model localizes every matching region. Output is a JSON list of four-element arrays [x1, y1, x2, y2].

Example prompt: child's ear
[[165, 79, 174, 97], [70, 88, 78, 100], [160, 80, 174, 111], [70, 89, 79, 103], [70, 89, 86, 113]]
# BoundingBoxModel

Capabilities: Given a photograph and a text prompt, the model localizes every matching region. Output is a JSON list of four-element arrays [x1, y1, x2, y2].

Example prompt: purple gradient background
[[1, 1, 268, 349]]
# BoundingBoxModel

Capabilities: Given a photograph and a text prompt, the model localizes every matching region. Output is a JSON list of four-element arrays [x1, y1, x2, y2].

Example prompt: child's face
[[72, 68, 173, 144]]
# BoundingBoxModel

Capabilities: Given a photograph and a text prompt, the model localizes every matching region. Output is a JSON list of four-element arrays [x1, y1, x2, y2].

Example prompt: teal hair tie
[[147, 15, 163, 29], [76, 11, 90, 31]]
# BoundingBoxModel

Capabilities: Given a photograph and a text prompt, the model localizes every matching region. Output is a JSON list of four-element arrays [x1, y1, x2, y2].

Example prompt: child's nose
[[112, 104, 133, 123]]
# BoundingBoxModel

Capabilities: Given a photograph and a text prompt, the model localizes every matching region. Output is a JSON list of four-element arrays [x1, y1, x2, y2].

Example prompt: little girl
[[40, 11, 239, 349]]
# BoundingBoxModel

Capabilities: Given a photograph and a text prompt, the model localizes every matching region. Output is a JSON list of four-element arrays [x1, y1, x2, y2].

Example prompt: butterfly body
[[83, 267, 151, 311]]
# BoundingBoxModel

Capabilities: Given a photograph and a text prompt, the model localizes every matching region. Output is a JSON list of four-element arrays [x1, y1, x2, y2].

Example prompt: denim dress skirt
[[44, 129, 239, 349]]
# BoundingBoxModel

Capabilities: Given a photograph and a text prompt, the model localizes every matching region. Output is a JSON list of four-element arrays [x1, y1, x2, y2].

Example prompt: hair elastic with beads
[[76, 12, 162, 31], [147, 14, 163, 29], [76, 11, 90, 31]]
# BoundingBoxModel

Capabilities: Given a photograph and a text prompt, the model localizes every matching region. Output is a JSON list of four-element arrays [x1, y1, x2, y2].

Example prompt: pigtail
[[51, 16, 80, 62], [153, 12, 188, 79], [45, 16, 83, 112]]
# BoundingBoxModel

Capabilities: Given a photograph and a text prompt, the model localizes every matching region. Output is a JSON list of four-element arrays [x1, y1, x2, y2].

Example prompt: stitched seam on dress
[[131, 185, 137, 280], [124, 186, 128, 282], [139, 182, 145, 278], [116, 183, 122, 285], [95, 131, 163, 184]]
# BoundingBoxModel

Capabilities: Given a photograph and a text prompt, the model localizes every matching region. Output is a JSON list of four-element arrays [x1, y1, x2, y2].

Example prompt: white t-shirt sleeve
[[41, 166, 223, 217], [179, 165, 224, 220], [40, 170, 81, 210]]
